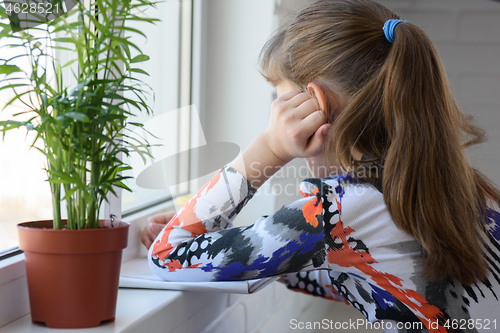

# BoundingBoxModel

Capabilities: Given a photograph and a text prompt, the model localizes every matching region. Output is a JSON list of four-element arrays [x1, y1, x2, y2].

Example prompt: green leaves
[[131, 54, 150, 63], [0, 120, 30, 139], [0, 0, 159, 229], [130, 68, 149, 76], [47, 170, 80, 185], [0, 64, 22, 75], [0, 5, 8, 19], [63, 112, 90, 123]]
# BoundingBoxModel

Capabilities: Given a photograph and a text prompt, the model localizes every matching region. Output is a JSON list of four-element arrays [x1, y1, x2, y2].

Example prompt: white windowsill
[[0, 287, 237, 333], [0, 254, 26, 286], [0, 288, 185, 333]]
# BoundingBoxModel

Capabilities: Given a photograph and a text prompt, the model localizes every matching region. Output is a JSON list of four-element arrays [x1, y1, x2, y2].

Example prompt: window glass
[[122, 0, 190, 214], [0, 0, 190, 252], [0, 29, 53, 252]]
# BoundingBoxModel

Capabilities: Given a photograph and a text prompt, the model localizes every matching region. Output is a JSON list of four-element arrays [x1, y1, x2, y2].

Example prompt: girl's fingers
[[148, 211, 176, 225], [288, 92, 311, 109], [142, 211, 177, 249], [295, 99, 319, 119], [269, 89, 328, 159], [321, 123, 332, 136], [305, 123, 330, 156], [141, 227, 154, 249], [301, 110, 327, 139], [149, 222, 165, 234], [147, 214, 166, 225], [141, 230, 149, 248]]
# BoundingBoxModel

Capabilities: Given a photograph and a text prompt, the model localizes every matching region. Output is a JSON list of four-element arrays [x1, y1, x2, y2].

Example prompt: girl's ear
[[307, 82, 345, 120], [306, 83, 328, 112]]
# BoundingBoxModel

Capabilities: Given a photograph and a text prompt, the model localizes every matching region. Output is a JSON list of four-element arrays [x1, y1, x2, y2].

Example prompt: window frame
[[0, 247, 22, 260], [0, 0, 198, 325], [0, 0, 195, 259]]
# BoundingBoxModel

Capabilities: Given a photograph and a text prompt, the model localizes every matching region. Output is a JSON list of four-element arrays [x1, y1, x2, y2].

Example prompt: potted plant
[[0, 0, 157, 328]]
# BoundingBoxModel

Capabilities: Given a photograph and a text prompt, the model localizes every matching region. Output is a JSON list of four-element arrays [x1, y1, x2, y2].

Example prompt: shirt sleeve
[[148, 165, 329, 282], [282, 270, 348, 304]]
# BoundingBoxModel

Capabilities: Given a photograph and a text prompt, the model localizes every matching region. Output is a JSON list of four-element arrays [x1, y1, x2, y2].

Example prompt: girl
[[142, 0, 500, 331]]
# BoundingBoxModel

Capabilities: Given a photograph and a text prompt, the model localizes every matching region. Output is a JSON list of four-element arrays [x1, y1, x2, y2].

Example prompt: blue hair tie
[[383, 19, 406, 44]]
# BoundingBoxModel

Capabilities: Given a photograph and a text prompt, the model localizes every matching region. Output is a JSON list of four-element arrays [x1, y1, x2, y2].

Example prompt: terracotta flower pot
[[17, 220, 129, 328]]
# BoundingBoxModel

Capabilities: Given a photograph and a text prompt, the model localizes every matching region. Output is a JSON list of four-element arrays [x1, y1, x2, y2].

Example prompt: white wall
[[201, 1, 275, 147], [194, 0, 280, 226]]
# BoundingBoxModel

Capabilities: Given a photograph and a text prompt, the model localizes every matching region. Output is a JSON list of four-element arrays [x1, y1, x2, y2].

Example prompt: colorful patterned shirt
[[148, 165, 500, 333]]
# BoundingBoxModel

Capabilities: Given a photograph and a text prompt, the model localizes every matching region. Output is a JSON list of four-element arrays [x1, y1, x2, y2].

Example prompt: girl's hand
[[141, 211, 177, 250], [264, 90, 329, 163]]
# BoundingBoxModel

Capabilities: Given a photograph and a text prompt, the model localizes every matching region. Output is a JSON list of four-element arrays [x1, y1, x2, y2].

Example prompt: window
[[0, 0, 193, 253], [121, 0, 193, 214], [0, 28, 54, 253]]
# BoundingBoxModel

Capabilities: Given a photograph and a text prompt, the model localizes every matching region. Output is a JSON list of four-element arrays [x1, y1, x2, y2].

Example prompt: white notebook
[[119, 258, 277, 294]]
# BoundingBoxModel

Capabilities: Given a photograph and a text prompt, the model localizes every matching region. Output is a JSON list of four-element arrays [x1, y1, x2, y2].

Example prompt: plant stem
[[88, 155, 99, 228], [79, 160, 86, 228], [66, 187, 74, 229], [52, 185, 62, 229]]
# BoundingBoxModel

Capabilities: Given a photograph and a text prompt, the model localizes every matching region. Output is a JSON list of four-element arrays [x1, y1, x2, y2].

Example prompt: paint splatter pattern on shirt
[[149, 165, 500, 332]]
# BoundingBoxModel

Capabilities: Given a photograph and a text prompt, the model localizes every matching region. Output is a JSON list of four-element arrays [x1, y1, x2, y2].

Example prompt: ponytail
[[331, 20, 499, 285], [383, 22, 491, 284], [260, 0, 500, 285]]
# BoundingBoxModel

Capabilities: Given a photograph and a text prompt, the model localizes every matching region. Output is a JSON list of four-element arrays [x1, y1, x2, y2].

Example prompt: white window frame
[[0, 0, 199, 328]]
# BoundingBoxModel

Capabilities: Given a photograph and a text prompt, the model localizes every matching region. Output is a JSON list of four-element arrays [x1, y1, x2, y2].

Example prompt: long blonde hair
[[259, 0, 500, 285]]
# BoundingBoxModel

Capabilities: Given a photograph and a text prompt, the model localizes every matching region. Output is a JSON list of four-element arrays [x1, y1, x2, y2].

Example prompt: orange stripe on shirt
[[152, 171, 222, 263], [302, 187, 322, 228]]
